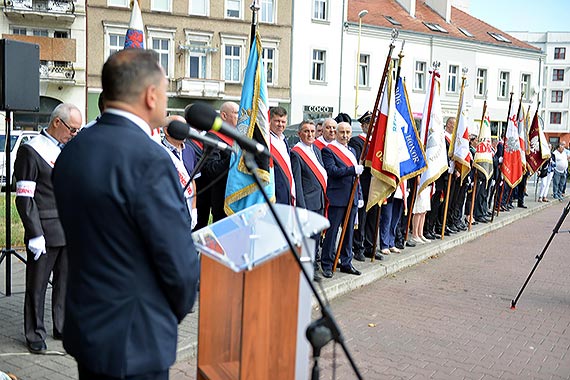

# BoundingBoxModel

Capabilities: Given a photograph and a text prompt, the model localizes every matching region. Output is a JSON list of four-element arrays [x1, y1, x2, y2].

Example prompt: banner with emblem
[[449, 74, 471, 183], [501, 101, 524, 188], [124, 0, 145, 49], [473, 106, 493, 183], [526, 108, 551, 174], [224, 32, 274, 215]]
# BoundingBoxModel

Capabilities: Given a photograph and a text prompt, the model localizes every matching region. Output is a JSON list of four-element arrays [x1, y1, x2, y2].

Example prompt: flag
[[124, 0, 145, 49], [501, 105, 524, 188], [394, 77, 427, 180], [365, 61, 397, 211], [473, 111, 493, 183], [449, 82, 471, 182], [517, 105, 528, 173], [525, 109, 551, 174], [224, 32, 273, 215], [417, 70, 448, 194]]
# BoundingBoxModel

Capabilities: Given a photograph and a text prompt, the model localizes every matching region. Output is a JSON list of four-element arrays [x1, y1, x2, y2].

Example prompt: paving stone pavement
[[1, 181, 568, 379]]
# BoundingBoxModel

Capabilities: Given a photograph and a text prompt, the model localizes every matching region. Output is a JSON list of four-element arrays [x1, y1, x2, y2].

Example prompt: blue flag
[[394, 77, 427, 180], [224, 33, 274, 215]]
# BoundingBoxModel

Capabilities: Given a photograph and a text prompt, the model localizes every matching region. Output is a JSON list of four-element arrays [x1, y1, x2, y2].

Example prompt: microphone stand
[[242, 151, 363, 380], [510, 198, 570, 309]]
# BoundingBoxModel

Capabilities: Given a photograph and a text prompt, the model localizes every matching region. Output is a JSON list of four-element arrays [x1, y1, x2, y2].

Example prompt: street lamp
[[355, 9, 368, 119]]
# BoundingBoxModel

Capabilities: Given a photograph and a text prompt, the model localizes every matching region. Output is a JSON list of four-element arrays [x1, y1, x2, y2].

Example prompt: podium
[[192, 204, 329, 380]]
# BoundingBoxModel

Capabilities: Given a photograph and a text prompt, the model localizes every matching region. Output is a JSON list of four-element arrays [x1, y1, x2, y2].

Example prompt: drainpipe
[[338, 0, 347, 114]]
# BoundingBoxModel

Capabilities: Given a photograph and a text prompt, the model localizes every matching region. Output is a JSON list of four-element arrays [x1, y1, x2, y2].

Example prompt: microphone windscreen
[[167, 120, 190, 141], [185, 102, 218, 132]]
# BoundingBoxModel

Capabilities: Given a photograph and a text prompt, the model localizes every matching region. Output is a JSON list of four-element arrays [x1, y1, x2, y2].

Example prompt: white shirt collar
[[104, 108, 153, 137]]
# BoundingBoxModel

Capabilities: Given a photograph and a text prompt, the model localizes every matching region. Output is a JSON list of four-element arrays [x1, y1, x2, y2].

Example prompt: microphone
[[185, 102, 270, 157], [167, 121, 234, 153]]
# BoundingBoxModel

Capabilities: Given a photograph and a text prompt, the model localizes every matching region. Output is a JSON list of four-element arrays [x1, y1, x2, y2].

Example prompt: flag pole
[[331, 30, 398, 272], [405, 62, 438, 241], [249, 0, 260, 49]]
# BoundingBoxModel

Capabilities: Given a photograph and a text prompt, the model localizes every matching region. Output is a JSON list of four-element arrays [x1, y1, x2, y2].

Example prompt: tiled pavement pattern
[[1, 184, 568, 379]]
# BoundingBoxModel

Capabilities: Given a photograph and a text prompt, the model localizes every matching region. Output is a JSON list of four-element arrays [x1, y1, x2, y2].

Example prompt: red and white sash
[[327, 141, 357, 167], [314, 136, 330, 150], [210, 130, 234, 147], [163, 146, 194, 207], [270, 134, 296, 203], [26, 134, 60, 168], [291, 143, 328, 192]]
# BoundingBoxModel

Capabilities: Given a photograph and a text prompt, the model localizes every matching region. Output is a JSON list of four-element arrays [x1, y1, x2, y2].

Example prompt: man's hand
[[355, 165, 364, 175], [28, 235, 46, 261]]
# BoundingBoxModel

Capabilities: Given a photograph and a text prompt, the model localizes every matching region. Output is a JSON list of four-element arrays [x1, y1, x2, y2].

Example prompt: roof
[[347, 0, 541, 52]]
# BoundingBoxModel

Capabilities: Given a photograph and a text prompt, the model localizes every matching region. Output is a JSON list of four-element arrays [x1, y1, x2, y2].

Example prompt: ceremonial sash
[[291, 145, 328, 193], [270, 135, 295, 203], [327, 142, 357, 167], [358, 134, 366, 142], [26, 134, 60, 168], [210, 130, 234, 147], [314, 136, 330, 150], [164, 146, 194, 215]]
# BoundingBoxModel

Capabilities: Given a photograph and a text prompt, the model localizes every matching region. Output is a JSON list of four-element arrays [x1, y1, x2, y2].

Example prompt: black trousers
[[24, 245, 67, 344], [78, 364, 168, 380]]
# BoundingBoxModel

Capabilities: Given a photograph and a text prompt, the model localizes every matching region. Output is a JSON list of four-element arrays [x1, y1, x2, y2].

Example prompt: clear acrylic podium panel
[[192, 203, 329, 272]]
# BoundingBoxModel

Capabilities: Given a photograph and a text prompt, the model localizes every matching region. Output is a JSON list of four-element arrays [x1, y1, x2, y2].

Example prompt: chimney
[[425, 0, 451, 23], [395, 0, 416, 18]]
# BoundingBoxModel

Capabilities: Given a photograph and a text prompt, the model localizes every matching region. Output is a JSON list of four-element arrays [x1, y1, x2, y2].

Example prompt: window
[[447, 64, 459, 93], [54, 31, 68, 38], [554, 47, 566, 60], [551, 90, 563, 103], [358, 54, 369, 87], [488, 32, 511, 43], [262, 47, 276, 85], [458, 27, 474, 38], [550, 112, 561, 124], [189, 41, 207, 79], [424, 22, 448, 33], [520, 73, 531, 100], [12, 27, 27, 35], [311, 49, 326, 82], [552, 69, 564, 81], [226, 0, 241, 19], [108, 0, 128, 7], [313, 0, 328, 21], [476, 68, 487, 97], [190, 0, 208, 15], [384, 16, 401, 26], [498, 71, 510, 98], [152, 38, 170, 75], [151, 0, 170, 12], [224, 44, 241, 82], [109, 33, 126, 56], [33, 29, 49, 37], [260, 0, 274, 23], [414, 61, 426, 91]]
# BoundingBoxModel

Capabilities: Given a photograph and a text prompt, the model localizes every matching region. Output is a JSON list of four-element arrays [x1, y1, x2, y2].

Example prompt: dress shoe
[[405, 240, 416, 247], [543, 198, 549, 202], [470, 220, 479, 226], [339, 265, 361, 276], [26, 340, 47, 354], [456, 222, 468, 231], [395, 242, 405, 250], [322, 269, 333, 278], [364, 251, 384, 260], [517, 203, 528, 209], [447, 225, 459, 233], [475, 217, 488, 224], [423, 231, 436, 240], [353, 252, 366, 262], [53, 331, 63, 341]]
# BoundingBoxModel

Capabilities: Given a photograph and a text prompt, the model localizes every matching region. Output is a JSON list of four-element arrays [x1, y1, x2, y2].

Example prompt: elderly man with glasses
[[14, 102, 82, 354]]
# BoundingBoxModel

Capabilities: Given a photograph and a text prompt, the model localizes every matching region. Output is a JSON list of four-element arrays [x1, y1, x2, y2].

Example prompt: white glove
[[191, 208, 198, 230], [28, 235, 46, 261], [354, 165, 364, 175], [358, 199, 364, 209], [498, 157, 503, 164], [448, 161, 455, 174]]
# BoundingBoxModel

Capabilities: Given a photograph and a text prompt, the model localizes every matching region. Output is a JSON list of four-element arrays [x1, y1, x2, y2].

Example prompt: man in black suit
[[320, 122, 363, 278], [291, 120, 328, 278], [194, 101, 238, 228], [14, 103, 82, 354], [52, 49, 200, 380], [269, 106, 295, 205]]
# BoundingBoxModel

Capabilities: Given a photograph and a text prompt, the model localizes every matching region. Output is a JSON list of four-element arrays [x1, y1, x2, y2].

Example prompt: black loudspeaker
[[0, 39, 40, 111]]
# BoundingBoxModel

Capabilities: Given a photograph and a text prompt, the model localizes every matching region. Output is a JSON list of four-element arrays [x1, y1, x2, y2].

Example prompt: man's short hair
[[298, 119, 315, 132], [270, 106, 287, 119], [49, 103, 81, 126], [102, 49, 164, 104]]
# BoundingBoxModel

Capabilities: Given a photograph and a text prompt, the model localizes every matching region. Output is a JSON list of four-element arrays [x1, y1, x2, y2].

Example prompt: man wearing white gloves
[[320, 121, 363, 278], [14, 103, 82, 354]]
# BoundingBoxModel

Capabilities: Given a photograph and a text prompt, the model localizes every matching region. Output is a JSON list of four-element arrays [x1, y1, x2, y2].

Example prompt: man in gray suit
[[14, 102, 83, 354]]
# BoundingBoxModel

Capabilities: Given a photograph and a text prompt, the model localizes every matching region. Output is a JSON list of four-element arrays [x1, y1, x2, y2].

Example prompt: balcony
[[40, 61, 75, 83], [2, 34, 76, 62], [176, 78, 225, 99], [3, 0, 75, 25]]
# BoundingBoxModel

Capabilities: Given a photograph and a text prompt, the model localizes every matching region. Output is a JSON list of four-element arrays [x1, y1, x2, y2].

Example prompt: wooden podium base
[[197, 250, 301, 380]]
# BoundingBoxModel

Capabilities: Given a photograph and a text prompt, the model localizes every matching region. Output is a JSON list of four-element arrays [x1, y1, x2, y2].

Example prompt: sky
[[468, 0, 570, 33]]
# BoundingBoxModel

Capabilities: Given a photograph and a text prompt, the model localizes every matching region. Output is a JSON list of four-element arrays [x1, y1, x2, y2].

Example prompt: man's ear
[[145, 84, 158, 110]]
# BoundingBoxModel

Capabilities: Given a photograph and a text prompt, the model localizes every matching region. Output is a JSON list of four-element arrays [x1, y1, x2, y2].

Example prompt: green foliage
[[0, 194, 25, 248]]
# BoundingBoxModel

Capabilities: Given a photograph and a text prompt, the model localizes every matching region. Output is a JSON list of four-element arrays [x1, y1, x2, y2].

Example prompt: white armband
[[16, 181, 36, 197]]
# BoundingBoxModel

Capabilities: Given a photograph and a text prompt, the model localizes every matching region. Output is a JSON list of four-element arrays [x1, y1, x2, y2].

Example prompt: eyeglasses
[[60, 118, 79, 134]]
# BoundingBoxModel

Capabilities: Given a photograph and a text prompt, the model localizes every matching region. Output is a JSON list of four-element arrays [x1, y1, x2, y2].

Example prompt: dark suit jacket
[[321, 145, 360, 207], [14, 131, 65, 247], [52, 112, 200, 377], [290, 145, 325, 211], [272, 135, 293, 205]]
